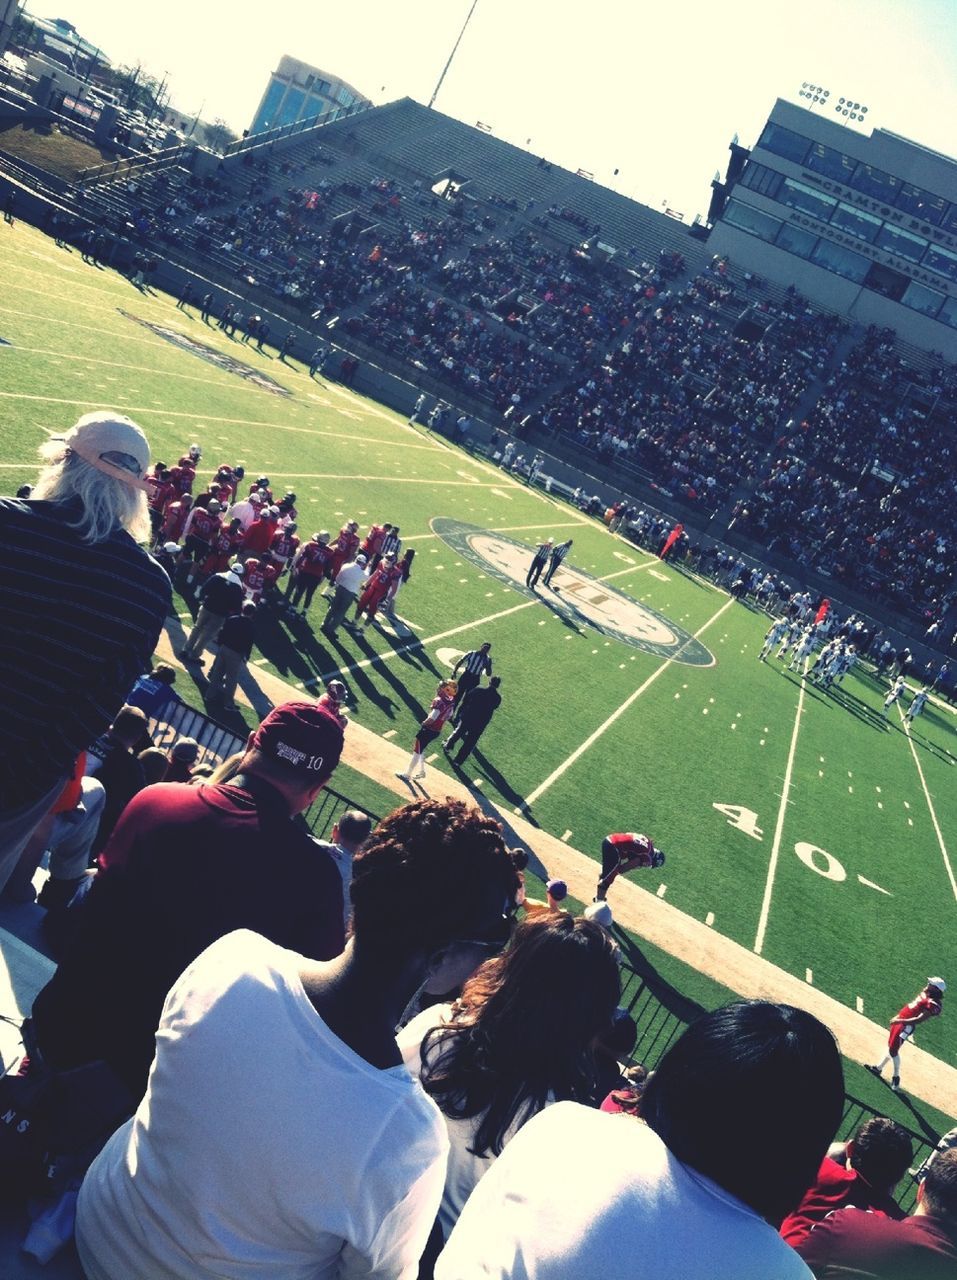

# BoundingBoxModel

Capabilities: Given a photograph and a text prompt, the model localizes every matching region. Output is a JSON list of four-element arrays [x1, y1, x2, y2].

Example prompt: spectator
[[137, 747, 169, 784], [29, 701, 348, 1100], [75, 798, 521, 1280], [436, 1001, 844, 1279], [780, 1116, 912, 1247], [313, 808, 373, 929], [85, 705, 149, 856], [592, 1006, 639, 1104], [165, 737, 201, 782], [399, 914, 619, 1258], [124, 663, 181, 720], [0, 413, 170, 894], [796, 1148, 957, 1276]]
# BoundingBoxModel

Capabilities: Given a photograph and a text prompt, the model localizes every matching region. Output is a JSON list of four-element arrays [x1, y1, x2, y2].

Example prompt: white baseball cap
[[227, 562, 245, 577], [56, 410, 150, 491]]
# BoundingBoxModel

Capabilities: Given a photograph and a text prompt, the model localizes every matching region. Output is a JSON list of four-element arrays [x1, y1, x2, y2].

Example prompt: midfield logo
[[118, 311, 292, 397], [433, 519, 715, 667]]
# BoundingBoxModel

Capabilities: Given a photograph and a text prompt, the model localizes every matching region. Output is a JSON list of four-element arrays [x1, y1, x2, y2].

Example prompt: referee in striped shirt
[[452, 642, 493, 710]]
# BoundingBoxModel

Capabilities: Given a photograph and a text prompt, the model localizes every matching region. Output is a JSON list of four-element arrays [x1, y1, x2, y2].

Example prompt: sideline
[[753, 659, 809, 955], [897, 704, 957, 904]]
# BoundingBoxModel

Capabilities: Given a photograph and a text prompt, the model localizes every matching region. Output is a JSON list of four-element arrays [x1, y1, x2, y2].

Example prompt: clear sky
[[25, 0, 957, 219]]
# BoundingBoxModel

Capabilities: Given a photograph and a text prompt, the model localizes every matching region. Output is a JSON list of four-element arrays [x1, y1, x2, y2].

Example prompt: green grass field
[[3, 220, 957, 1083]]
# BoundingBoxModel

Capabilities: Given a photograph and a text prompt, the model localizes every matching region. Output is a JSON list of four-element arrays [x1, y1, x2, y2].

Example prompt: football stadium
[[1, 1, 957, 1274]]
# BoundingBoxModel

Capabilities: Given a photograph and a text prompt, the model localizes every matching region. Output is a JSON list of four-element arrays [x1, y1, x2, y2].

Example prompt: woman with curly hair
[[398, 913, 621, 1244], [76, 798, 520, 1280]]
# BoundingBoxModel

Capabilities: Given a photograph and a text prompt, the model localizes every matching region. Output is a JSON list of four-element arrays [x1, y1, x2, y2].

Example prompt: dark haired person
[[399, 914, 619, 1245], [444, 675, 502, 764], [75, 799, 520, 1280], [436, 1001, 844, 1279], [780, 1116, 912, 1247], [796, 1147, 957, 1276], [30, 702, 348, 1101]]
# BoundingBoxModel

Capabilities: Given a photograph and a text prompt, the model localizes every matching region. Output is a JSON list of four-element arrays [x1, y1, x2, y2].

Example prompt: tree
[[196, 117, 237, 153]]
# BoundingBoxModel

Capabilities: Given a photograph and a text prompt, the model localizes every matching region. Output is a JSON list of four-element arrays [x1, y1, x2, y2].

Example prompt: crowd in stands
[[1, 384, 956, 1276]]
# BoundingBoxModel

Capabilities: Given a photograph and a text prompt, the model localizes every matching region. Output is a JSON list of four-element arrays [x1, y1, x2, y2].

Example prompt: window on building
[[804, 143, 856, 184], [757, 123, 810, 165], [722, 199, 782, 242], [922, 243, 957, 283], [830, 201, 882, 243], [775, 221, 817, 258], [938, 295, 957, 329], [337, 87, 355, 107], [875, 222, 928, 263], [850, 163, 901, 203], [811, 238, 869, 283], [779, 177, 837, 221], [278, 88, 305, 126], [738, 161, 783, 199], [900, 281, 945, 318], [940, 204, 957, 236], [252, 79, 286, 134], [863, 262, 908, 301], [895, 183, 947, 224]]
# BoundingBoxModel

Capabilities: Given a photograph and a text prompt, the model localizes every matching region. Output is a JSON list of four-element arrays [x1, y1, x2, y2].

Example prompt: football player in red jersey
[[326, 520, 360, 582], [159, 493, 192, 545], [396, 680, 457, 783], [595, 832, 666, 901], [147, 468, 176, 543], [868, 978, 945, 1092], [243, 557, 267, 606], [180, 499, 223, 584], [268, 522, 300, 581], [200, 518, 244, 578], [285, 532, 332, 615], [354, 553, 400, 628]]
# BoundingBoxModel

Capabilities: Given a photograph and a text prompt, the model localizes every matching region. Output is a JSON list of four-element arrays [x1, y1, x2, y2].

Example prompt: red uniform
[[888, 991, 942, 1054], [295, 541, 332, 580], [242, 517, 277, 555], [361, 524, 388, 559], [243, 562, 266, 604], [415, 693, 456, 752], [327, 527, 359, 579], [183, 506, 222, 546], [160, 499, 192, 543], [201, 526, 244, 576], [269, 529, 300, 570], [147, 478, 175, 515], [262, 562, 282, 591], [606, 833, 657, 868], [356, 561, 401, 622], [249, 482, 273, 503], [169, 462, 196, 495]]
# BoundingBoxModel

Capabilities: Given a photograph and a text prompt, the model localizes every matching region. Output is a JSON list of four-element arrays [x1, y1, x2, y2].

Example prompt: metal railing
[[223, 99, 371, 157]]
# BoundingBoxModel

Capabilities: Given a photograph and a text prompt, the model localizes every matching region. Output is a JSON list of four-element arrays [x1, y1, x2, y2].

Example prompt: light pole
[[428, 0, 479, 110]]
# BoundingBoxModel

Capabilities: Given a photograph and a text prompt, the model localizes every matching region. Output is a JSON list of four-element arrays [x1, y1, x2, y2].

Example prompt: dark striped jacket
[[0, 497, 171, 809]]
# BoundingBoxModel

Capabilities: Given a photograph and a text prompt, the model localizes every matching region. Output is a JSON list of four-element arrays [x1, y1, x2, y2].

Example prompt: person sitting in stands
[[399, 913, 620, 1264], [75, 798, 520, 1280], [29, 701, 348, 1101], [780, 1115, 912, 1247], [436, 1001, 844, 1279], [796, 1148, 957, 1276]]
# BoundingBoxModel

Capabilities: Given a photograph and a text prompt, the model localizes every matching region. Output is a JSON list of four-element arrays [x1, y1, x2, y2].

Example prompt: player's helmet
[[208, 499, 222, 513], [234, 465, 245, 479], [284, 491, 297, 503], [243, 558, 260, 570], [286, 522, 298, 533], [189, 443, 202, 460], [316, 531, 331, 544], [348, 519, 359, 531], [326, 679, 346, 701], [163, 542, 180, 555], [258, 476, 270, 487], [651, 848, 666, 869]]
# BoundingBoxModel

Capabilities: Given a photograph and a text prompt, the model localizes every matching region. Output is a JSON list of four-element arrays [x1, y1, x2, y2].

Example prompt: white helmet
[[189, 443, 202, 460], [928, 977, 947, 992]]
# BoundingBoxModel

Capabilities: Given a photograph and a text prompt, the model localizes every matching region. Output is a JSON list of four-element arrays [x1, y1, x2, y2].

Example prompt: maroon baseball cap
[[251, 701, 343, 783]]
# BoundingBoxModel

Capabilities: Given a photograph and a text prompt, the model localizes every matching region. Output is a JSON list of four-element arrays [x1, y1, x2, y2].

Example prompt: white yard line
[[523, 597, 734, 807], [403, 520, 586, 544], [309, 558, 659, 686], [753, 660, 809, 955], [897, 705, 957, 904]]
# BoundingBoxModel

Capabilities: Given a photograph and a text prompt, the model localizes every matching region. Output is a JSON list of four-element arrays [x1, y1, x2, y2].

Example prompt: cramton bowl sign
[[433, 519, 715, 667]]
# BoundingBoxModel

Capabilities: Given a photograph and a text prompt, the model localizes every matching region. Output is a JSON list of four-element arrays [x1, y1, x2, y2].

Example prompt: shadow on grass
[[612, 928, 708, 1028]]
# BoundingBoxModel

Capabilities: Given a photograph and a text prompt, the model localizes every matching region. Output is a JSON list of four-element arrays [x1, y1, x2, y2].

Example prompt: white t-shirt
[[435, 1102, 812, 1280], [76, 931, 448, 1280], [397, 1004, 548, 1240]]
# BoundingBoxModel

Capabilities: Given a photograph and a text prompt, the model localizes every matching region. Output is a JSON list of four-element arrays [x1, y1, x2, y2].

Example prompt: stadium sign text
[[433, 518, 715, 666]]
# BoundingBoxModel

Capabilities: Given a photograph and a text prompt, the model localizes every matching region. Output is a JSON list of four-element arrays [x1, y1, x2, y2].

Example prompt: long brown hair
[[419, 915, 620, 1157]]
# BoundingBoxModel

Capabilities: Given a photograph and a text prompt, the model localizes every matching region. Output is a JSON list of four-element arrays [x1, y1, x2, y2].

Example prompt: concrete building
[[249, 55, 370, 136], [707, 98, 957, 348]]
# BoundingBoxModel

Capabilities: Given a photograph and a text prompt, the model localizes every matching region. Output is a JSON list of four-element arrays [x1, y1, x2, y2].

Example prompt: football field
[[2, 221, 956, 1073]]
